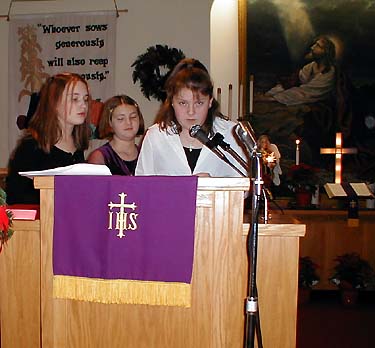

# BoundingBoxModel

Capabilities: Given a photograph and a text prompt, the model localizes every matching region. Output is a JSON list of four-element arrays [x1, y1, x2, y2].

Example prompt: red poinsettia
[[0, 189, 14, 253], [287, 163, 320, 193], [0, 206, 10, 231]]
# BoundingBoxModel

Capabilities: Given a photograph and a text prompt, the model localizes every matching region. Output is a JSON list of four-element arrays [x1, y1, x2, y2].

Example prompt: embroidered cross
[[108, 193, 137, 238]]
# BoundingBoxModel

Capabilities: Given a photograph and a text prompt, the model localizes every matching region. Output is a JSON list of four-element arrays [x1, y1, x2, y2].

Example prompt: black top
[[183, 147, 201, 173], [6, 136, 85, 204]]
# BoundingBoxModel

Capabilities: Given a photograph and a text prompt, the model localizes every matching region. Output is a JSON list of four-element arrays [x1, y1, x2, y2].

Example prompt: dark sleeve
[[5, 138, 45, 204]]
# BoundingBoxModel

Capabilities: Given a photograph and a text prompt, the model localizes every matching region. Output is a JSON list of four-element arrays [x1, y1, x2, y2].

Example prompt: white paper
[[19, 163, 112, 179]]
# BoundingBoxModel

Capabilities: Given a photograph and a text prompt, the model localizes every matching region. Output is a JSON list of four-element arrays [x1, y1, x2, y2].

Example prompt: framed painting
[[241, 0, 375, 188]]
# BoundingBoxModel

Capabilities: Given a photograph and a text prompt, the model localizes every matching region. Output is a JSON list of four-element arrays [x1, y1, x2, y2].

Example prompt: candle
[[228, 83, 232, 119], [296, 139, 300, 165], [249, 75, 254, 115], [238, 83, 243, 118], [217, 87, 221, 107]]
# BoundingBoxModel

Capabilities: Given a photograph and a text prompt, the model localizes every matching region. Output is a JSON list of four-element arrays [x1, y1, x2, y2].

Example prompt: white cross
[[320, 133, 357, 184]]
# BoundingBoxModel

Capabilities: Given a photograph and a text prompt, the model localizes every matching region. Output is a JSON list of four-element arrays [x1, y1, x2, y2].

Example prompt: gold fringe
[[53, 275, 191, 307]]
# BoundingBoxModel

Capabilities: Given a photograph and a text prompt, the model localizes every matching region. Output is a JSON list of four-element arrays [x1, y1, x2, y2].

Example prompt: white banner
[[8, 11, 116, 152]]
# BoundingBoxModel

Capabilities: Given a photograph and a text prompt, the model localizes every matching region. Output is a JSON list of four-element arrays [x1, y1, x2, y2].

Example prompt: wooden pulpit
[[0, 177, 305, 348]]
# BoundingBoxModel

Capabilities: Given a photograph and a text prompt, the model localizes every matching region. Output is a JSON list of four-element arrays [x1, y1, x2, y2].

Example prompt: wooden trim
[[12, 219, 40, 230], [34, 176, 251, 191], [244, 223, 305, 237], [274, 209, 375, 217]]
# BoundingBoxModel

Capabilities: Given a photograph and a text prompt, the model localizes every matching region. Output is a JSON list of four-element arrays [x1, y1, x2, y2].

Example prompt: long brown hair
[[155, 58, 222, 135], [28, 73, 91, 152]]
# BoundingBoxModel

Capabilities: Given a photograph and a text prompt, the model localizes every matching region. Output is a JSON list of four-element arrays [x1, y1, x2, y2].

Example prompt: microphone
[[189, 124, 213, 148], [189, 125, 246, 177], [234, 121, 257, 152]]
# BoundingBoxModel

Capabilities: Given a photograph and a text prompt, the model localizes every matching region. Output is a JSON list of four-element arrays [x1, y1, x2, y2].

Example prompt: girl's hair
[[28, 72, 90, 152], [98, 95, 145, 139], [257, 134, 271, 148], [258, 134, 271, 143], [155, 58, 222, 135]]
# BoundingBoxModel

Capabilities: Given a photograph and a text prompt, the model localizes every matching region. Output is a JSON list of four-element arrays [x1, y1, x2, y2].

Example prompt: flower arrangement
[[329, 253, 375, 290], [299, 256, 320, 289], [0, 188, 13, 253], [287, 163, 320, 194]]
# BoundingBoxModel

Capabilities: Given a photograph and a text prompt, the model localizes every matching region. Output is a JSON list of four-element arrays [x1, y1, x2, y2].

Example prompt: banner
[[53, 176, 198, 307], [8, 11, 116, 152]]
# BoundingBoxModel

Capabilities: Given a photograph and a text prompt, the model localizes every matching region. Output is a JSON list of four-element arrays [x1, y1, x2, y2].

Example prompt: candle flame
[[266, 152, 276, 163]]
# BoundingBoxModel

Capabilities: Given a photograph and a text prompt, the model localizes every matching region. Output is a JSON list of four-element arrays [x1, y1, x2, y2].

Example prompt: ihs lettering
[[108, 193, 139, 239], [108, 212, 138, 233]]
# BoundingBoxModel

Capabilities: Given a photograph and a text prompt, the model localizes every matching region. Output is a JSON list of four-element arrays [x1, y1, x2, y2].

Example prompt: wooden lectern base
[[0, 177, 305, 348]]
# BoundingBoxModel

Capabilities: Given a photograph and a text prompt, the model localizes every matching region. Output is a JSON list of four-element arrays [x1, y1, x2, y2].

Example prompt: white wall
[[0, 0, 238, 167], [210, 0, 239, 120], [0, 14, 9, 168]]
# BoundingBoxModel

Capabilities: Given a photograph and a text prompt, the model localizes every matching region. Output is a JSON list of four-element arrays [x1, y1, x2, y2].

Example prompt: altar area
[[0, 176, 305, 348], [283, 209, 375, 290]]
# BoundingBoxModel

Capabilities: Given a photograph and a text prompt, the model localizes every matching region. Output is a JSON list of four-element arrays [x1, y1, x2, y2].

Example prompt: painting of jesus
[[247, 0, 375, 184]]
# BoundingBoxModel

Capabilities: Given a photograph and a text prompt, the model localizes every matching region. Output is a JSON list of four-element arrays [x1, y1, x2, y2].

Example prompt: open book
[[19, 163, 112, 179], [324, 183, 374, 199]]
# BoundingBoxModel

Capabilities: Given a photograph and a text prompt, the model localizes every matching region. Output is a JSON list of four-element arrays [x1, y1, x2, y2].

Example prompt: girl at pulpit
[[6, 73, 90, 205], [87, 95, 145, 175], [135, 58, 247, 177]]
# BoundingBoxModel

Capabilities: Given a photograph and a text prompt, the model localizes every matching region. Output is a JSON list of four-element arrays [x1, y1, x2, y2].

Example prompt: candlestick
[[249, 75, 254, 115], [296, 139, 300, 165], [217, 87, 221, 107], [238, 83, 243, 118], [228, 84, 232, 119]]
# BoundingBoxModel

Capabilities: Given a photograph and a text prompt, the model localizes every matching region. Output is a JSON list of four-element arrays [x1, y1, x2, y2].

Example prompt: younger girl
[[87, 95, 145, 175]]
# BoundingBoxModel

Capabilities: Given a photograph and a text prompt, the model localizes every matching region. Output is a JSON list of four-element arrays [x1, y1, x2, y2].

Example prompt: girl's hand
[[195, 172, 211, 177]]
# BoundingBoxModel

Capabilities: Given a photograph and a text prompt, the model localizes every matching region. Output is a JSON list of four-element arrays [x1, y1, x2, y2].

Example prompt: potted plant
[[298, 256, 320, 304], [287, 163, 320, 207], [329, 252, 375, 306]]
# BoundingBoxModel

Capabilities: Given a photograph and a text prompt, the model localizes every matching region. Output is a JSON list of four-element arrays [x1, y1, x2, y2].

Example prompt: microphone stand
[[245, 147, 264, 348], [209, 133, 249, 173], [212, 149, 247, 177]]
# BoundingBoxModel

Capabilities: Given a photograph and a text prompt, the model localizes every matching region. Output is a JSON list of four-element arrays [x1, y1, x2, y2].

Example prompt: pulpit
[[0, 177, 305, 348]]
